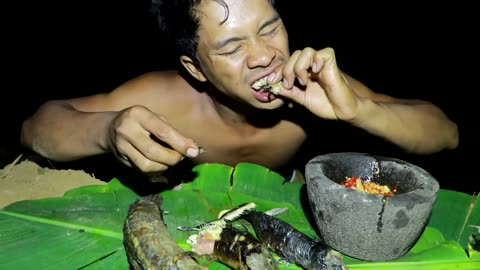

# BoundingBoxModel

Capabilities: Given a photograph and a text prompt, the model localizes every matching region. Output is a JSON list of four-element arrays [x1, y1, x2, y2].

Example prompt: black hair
[[150, 0, 278, 65]]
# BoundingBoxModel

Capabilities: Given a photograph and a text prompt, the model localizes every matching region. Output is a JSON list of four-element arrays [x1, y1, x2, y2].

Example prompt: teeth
[[252, 77, 268, 90]]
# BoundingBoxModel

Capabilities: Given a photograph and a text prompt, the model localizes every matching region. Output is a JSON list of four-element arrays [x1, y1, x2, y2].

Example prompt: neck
[[205, 84, 284, 130]]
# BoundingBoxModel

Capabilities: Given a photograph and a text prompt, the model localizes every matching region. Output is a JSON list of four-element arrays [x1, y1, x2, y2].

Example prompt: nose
[[246, 41, 275, 69]]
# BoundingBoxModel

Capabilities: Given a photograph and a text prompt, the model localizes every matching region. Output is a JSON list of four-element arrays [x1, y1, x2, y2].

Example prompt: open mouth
[[252, 77, 282, 95]]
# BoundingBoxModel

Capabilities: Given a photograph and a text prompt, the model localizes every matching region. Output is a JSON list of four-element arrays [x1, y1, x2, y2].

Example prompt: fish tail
[[242, 210, 347, 270]]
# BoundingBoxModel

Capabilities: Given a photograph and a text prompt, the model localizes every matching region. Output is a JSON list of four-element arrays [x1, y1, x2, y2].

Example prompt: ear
[[180, 55, 207, 82]]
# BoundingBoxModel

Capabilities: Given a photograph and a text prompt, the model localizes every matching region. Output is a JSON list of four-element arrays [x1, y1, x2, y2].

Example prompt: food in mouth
[[252, 77, 283, 95]]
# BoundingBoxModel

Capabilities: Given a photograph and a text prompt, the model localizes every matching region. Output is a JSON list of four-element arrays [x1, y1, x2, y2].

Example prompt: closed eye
[[262, 25, 280, 37], [219, 46, 241, 56]]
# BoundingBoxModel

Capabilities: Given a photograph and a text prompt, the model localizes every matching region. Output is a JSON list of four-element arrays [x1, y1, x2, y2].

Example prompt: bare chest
[[155, 86, 309, 171], [179, 119, 307, 170]]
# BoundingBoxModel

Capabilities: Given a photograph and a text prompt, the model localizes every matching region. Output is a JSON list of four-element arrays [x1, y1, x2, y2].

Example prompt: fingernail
[[267, 72, 276, 82], [283, 78, 288, 87], [186, 147, 199, 157]]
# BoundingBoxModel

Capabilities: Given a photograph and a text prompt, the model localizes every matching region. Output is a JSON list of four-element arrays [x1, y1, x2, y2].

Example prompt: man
[[20, 0, 458, 181]]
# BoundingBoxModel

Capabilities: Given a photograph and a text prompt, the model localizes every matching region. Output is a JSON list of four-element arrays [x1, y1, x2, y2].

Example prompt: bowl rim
[[306, 152, 440, 198]]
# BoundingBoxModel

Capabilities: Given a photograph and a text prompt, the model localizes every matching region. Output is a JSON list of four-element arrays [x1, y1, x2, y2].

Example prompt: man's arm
[[20, 71, 200, 173], [345, 74, 459, 154], [21, 95, 116, 161], [275, 47, 459, 154]]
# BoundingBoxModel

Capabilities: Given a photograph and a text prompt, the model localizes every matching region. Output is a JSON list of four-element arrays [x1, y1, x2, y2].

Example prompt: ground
[[0, 145, 175, 208], [0, 156, 106, 208]]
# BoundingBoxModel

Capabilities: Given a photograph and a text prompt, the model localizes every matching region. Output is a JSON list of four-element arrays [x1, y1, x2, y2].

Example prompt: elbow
[[409, 120, 459, 154], [20, 100, 65, 160], [446, 121, 459, 150], [20, 119, 50, 159], [437, 106, 460, 151], [419, 106, 460, 153], [20, 118, 33, 148], [20, 115, 63, 161], [20, 101, 53, 149]]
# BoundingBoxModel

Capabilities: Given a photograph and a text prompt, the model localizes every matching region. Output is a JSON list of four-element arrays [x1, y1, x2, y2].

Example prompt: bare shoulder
[[123, 70, 188, 92], [69, 70, 198, 113], [111, 70, 194, 105]]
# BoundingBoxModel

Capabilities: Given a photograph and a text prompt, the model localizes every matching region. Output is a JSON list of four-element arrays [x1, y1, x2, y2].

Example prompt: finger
[[111, 136, 136, 167], [140, 113, 200, 157], [121, 142, 170, 173], [281, 50, 301, 89], [117, 153, 133, 168], [276, 84, 306, 104], [113, 115, 185, 167], [113, 117, 183, 171], [312, 52, 325, 73], [292, 47, 315, 86], [313, 47, 339, 82], [133, 134, 185, 166]]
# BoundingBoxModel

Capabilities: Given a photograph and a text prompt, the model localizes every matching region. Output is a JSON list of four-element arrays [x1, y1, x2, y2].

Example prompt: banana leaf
[[0, 162, 479, 270]]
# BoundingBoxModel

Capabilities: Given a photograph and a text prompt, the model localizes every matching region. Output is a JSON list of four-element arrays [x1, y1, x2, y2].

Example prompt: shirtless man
[[20, 0, 458, 180]]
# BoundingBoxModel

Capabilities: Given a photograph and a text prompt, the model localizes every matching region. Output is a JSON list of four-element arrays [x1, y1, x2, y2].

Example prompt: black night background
[[3, 1, 477, 194]]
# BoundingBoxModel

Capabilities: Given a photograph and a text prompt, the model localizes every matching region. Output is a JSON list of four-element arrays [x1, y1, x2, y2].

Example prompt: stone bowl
[[305, 152, 439, 261]]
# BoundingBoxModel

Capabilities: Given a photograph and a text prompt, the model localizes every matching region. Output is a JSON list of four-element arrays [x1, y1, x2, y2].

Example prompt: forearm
[[21, 100, 116, 161], [351, 98, 459, 154]]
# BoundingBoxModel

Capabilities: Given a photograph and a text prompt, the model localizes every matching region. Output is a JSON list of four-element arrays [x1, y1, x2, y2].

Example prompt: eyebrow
[[212, 14, 281, 50]]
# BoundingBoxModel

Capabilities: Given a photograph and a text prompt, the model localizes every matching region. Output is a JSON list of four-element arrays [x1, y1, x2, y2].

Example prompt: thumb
[[278, 87, 307, 107], [185, 144, 202, 158]]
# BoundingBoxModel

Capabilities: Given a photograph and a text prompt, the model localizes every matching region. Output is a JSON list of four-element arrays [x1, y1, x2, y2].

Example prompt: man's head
[[152, 0, 289, 109], [151, 0, 279, 64]]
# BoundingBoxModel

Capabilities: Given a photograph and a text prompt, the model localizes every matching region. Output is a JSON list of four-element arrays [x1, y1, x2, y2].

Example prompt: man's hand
[[107, 105, 200, 173], [274, 47, 361, 121]]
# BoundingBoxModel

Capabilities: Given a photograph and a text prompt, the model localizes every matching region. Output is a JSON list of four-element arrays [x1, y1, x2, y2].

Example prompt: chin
[[254, 98, 285, 109]]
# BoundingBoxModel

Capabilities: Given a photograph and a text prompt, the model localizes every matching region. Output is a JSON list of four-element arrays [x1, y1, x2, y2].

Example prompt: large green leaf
[[428, 189, 480, 248], [0, 179, 137, 270], [0, 162, 478, 270]]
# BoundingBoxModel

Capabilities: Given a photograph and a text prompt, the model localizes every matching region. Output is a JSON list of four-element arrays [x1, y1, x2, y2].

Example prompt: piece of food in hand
[[178, 202, 278, 270], [123, 194, 207, 270], [198, 146, 206, 154], [252, 78, 283, 95]]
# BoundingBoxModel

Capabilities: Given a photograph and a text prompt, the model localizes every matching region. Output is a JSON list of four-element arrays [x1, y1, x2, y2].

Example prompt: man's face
[[195, 0, 289, 109]]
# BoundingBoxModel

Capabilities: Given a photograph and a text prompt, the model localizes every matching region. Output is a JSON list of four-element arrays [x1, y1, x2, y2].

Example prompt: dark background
[[3, 1, 477, 194]]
